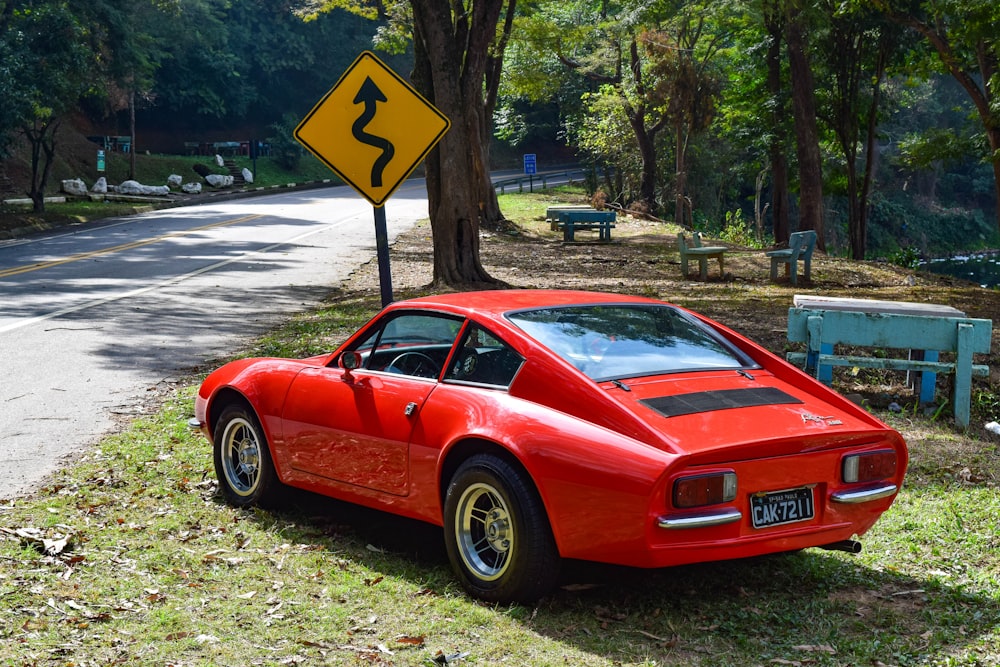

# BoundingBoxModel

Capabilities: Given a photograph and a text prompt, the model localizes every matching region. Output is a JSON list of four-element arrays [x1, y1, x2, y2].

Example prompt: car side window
[[445, 325, 524, 388], [352, 313, 463, 379]]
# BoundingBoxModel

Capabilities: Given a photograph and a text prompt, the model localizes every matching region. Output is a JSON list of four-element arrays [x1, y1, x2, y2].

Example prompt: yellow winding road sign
[[294, 51, 451, 207]]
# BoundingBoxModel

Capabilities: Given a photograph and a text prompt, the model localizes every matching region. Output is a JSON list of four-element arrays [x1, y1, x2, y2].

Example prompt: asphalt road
[[0, 182, 429, 499]]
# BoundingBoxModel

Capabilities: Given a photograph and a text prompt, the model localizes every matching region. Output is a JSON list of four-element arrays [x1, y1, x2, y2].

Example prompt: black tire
[[213, 404, 280, 507], [443, 454, 560, 603]]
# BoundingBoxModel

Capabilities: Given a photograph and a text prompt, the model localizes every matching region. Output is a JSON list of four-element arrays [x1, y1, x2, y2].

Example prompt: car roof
[[392, 290, 662, 320]]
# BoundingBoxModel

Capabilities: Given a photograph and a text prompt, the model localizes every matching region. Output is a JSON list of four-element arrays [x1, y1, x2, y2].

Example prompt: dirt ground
[[346, 211, 996, 349]]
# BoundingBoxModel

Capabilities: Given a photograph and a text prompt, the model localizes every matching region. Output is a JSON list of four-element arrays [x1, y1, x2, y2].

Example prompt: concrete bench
[[546, 208, 616, 241], [678, 232, 726, 280], [766, 229, 816, 285], [785, 296, 992, 427]]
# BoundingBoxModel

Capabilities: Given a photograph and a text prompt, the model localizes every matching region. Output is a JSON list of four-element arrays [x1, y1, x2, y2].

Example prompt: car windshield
[[507, 304, 753, 381]]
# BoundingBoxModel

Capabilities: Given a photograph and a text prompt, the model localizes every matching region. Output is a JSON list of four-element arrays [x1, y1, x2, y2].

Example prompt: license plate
[[750, 487, 815, 529]]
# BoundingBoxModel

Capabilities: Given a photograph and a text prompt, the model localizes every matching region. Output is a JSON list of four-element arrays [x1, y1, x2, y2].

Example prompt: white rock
[[61, 178, 88, 196], [182, 182, 202, 194], [205, 173, 234, 188], [215, 154, 225, 167], [116, 180, 170, 196], [241, 168, 253, 184], [91, 177, 108, 194], [167, 174, 183, 188]]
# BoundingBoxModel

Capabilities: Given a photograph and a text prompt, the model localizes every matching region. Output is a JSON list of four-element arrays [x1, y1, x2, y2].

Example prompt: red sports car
[[192, 290, 907, 602]]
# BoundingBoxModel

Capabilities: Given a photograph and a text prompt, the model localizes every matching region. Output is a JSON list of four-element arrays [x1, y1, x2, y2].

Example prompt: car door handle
[[404, 402, 418, 416]]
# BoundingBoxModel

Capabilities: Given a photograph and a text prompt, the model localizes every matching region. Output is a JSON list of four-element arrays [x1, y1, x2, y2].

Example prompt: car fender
[[198, 358, 310, 481]]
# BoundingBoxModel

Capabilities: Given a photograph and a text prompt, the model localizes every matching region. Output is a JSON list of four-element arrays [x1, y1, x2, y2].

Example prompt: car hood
[[611, 370, 894, 462]]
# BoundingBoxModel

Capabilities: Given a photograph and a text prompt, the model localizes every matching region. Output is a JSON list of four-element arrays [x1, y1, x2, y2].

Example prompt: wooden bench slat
[[678, 232, 725, 280], [785, 352, 989, 376], [787, 309, 992, 352], [786, 305, 993, 427]]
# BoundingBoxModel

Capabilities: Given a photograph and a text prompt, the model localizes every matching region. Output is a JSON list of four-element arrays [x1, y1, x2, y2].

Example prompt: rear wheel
[[443, 454, 560, 603], [213, 404, 279, 507]]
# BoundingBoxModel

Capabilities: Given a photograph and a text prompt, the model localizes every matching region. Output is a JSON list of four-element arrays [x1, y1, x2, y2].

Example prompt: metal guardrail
[[492, 168, 589, 194]]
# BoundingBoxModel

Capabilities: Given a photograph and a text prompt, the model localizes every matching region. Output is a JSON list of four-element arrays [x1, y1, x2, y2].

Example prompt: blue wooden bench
[[546, 208, 616, 241], [546, 205, 593, 229], [785, 296, 992, 427], [766, 230, 817, 285], [678, 232, 726, 280]]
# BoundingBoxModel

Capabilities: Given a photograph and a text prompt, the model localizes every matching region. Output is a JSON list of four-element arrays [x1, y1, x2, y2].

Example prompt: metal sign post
[[294, 51, 451, 307], [373, 206, 393, 307], [523, 153, 537, 192]]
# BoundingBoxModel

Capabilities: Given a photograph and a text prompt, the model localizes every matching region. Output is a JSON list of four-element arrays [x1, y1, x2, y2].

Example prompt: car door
[[280, 312, 463, 496]]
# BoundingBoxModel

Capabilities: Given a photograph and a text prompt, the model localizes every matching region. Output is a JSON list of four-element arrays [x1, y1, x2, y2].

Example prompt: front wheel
[[213, 404, 280, 507], [443, 454, 560, 603]]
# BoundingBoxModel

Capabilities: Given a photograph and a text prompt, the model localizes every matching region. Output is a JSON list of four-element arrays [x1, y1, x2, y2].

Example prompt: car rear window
[[507, 304, 753, 381]]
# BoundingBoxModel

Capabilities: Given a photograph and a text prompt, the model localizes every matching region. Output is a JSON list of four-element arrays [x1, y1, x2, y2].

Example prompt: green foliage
[[864, 192, 999, 258], [268, 114, 305, 171], [715, 209, 767, 249], [887, 245, 921, 269]]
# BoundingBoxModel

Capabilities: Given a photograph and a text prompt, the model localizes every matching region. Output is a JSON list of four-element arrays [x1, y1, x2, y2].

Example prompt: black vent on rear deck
[[641, 387, 803, 418]]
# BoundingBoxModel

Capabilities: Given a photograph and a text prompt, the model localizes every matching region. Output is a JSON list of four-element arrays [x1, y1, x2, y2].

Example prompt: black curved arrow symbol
[[352, 77, 395, 188]]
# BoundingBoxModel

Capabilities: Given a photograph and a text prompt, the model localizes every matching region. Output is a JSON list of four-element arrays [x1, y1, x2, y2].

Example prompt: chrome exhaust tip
[[819, 539, 862, 554]]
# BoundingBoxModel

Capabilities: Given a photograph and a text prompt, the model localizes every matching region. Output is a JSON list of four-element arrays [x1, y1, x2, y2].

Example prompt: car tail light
[[843, 450, 897, 483], [673, 472, 737, 508]]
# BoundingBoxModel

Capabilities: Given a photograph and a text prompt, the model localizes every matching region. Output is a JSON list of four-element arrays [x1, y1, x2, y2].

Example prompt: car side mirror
[[338, 351, 362, 380]]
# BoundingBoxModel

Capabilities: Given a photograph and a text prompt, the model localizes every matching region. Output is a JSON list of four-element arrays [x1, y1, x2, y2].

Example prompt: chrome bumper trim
[[831, 483, 898, 504], [658, 508, 743, 530]]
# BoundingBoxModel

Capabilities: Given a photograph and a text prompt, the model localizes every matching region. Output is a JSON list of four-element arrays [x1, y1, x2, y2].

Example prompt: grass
[[1, 196, 999, 666], [0, 151, 341, 232], [79, 151, 340, 194]]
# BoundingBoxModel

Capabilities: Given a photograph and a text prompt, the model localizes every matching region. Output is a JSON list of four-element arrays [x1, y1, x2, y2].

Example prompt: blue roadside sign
[[523, 153, 537, 175]]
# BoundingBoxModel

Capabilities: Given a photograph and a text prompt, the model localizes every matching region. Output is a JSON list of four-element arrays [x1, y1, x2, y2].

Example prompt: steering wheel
[[386, 351, 440, 378], [452, 349, 479, 379]]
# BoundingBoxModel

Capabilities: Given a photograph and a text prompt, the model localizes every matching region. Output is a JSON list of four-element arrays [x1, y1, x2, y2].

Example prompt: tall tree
[[513, 0, 725, 217], [645, 13, 724, 226], [8, 1, 96, 212], [785, 1, 826, 248], [299, 0, 514, 285], [867, 0, 1000, 232], [409, 0, 511, 284], [762, 0, 791, 243], [817, 3, 901, 259]]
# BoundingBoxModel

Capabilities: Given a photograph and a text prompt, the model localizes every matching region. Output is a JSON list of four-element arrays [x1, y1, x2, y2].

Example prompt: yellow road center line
[[0, 214, 263, 279]]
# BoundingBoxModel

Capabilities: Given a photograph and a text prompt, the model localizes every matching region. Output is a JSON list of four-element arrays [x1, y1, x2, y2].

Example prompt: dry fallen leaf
[[793, 644, 837, 654], [395, 635, 425, 647]]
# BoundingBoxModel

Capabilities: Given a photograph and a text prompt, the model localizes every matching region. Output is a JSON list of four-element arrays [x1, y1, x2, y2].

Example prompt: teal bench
[[766, 230, 816, 285], [546, 205, 593, 229], [546, 208, 616, 242], [785, 296, 992, 427], [678, 232, 726, 280]]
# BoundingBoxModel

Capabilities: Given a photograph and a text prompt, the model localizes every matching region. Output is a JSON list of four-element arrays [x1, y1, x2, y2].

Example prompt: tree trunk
[[852, 44, 887, 261], [24, 118, 59, 214], [785, 11, 825, 250], [674, 122, 688, 227], [129, 88, 136, 180], [764, 5, 790, 244], [410, 0, 504, 287]]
